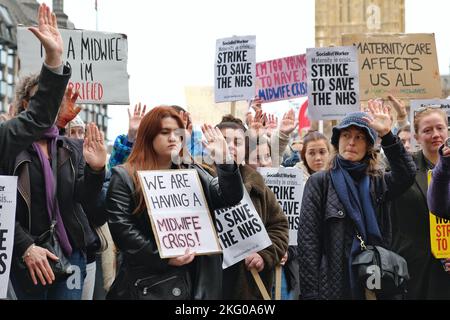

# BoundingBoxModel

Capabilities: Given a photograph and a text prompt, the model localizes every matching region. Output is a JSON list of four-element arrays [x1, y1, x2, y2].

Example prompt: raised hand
[[83, 123, 107, 171], [128, 103, 146, 142], [0, 104, 15, 122], [56, 87, 81, 129], [201, 124, 232, 164], [265, 113, 278, 137], [248, 110, 266, 139], [363, 99, 392, 138], [29, 3, 63, 67], [279, 109, 296, 136], [443, 144, 450, 157], [250, 96, 263, 113], [179, 110, 193, 135], [387, 95, 407, 120]]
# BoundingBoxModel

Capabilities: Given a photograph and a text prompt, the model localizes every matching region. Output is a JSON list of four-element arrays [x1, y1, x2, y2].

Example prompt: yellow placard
[[428, 170, 450, 259]]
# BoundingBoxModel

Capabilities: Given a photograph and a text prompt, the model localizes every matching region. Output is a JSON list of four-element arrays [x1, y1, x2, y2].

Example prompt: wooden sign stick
[[250, 268, 271, 300]]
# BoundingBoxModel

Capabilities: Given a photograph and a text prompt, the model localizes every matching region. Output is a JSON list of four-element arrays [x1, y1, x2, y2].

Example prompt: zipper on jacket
[[13, 160, 32, 231], [69, 157, 86, 247]]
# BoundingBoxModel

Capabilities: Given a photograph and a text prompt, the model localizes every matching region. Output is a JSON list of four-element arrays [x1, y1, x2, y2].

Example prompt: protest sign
[[307, 46, 360, 120], [215, 35, 256, 103], [138, 170, 221, 258], [257, 167, 303, 246], [214, 189, 272, 269], [409, 99, 450, 151], [342, 33, 441, 100], [255, 54, 307, 103], [0, 176, 17, 299], [428, 171, 450, 259], [17, 27, 129, 104]]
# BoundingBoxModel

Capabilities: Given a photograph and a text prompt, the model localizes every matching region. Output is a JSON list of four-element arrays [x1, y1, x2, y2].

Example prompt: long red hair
[[125, 106, 185, 214]]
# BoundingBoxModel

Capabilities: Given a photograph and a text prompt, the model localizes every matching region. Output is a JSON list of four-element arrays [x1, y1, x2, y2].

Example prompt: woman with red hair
[[105, 106, 244, 299]]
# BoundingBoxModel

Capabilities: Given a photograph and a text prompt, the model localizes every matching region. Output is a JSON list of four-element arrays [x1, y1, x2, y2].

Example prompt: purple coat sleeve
[[427, 149, 450, 218]]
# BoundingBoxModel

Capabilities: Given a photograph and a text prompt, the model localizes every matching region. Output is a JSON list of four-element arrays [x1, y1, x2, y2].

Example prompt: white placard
[[307, 46, 360, 120], [257, 167, 304, 246], [214, 189, 272, 269], [409, 99, 450, 151], [138, 170, 221, 258], [215, 35, 256, 103], [17, 27, 129, 105], [0, 176, 17, 299]]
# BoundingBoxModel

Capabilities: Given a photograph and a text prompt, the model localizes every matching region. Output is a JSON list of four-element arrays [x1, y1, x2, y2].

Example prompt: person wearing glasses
[[391, 105, 450, 299]]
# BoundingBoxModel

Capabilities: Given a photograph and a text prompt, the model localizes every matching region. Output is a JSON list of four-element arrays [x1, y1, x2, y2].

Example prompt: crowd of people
[[2, 4, 450, 300]]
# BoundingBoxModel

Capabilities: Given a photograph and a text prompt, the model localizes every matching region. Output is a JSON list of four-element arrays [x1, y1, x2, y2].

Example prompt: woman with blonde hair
[[391, 106, 450, 299]]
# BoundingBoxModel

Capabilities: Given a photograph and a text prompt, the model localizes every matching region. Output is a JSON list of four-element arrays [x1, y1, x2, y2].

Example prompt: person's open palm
[[280, 109, 296, 136], [127, 103, 146, 142], [363, 99, 392, 137], [56, 87, 81, 128], [28, 3, 63, 65], [83, 123, 106, 171]]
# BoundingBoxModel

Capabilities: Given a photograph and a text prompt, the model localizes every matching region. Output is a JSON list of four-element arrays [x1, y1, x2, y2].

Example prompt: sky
[[36, 0, 450, 142]]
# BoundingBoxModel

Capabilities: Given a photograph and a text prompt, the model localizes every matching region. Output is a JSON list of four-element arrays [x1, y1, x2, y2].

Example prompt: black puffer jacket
[[106, 163, 243, 300], [297, 134, 416, 300]]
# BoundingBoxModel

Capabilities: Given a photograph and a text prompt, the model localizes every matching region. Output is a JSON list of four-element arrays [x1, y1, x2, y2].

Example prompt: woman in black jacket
[[105, 106, 243, 300], [297, 101, 416, 300], [8, 4, 106, 300]]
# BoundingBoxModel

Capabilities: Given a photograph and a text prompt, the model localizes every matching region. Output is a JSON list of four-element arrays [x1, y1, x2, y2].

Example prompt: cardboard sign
[[138, 170, 221, 258], [215, 35, 256, 103], [342, 33, 442, 100], [214, 189, 272, 269], [255, 54, 308, 103], [306, 46, 360, 120], [17, 27, 129, 104], [257, 167, 304, 246], [0, 176, 17, 299], [428, 171, 450, 259], [409, 99, 450, 151]]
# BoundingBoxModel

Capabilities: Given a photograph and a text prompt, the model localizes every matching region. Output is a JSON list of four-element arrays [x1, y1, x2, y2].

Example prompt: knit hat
[[67, 115, 85, 129], [331, 112, 377, 146]]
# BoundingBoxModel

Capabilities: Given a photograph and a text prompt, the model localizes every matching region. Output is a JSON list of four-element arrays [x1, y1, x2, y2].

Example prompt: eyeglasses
[[413, 104, 442, 117], [415, 104, 442, 113]]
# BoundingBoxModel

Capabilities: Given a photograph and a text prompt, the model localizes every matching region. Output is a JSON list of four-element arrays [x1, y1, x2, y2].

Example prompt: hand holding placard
[[168, 248, 195, 267], [245, 252, 264, 272]]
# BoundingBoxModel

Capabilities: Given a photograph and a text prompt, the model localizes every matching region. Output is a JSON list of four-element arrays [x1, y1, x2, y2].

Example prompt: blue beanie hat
[[331, 112, 377, 146]]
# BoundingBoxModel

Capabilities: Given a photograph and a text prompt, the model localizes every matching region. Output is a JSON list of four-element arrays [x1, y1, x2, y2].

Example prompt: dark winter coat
[[391, 151, 450, 299], [297, 135, 416, 299], [106, 163, 244, 300]]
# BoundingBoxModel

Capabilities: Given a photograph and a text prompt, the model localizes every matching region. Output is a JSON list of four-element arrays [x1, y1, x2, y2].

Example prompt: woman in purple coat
[[427, 142, 450, 218]]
